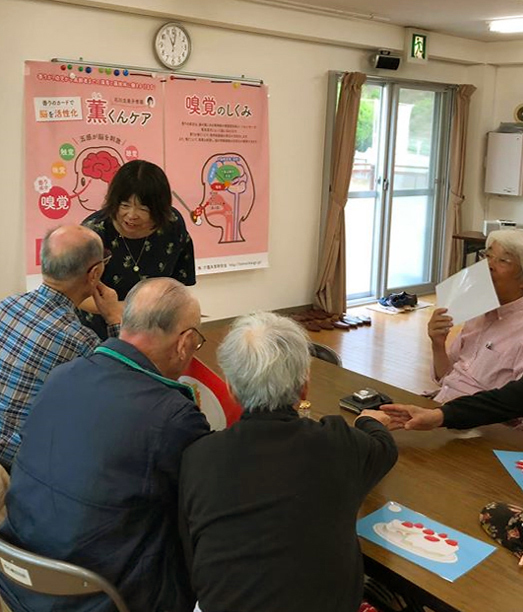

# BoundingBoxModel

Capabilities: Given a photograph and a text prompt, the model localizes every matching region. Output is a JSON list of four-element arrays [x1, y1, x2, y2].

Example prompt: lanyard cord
[[93, 346, 195, 402]]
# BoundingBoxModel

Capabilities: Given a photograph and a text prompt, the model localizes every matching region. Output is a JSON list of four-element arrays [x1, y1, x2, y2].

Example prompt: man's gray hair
[[122, 278, 191, 334], [217, 312, 311, 412], [486, 229, 523, 270], [40, 228, 102, 281]]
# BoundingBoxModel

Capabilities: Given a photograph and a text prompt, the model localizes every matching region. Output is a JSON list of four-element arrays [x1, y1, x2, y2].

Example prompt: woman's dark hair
[[101, 160, 174, 229]]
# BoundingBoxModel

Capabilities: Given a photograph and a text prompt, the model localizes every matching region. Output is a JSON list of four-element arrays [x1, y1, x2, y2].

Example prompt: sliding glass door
[[345, 79, 451, 303]]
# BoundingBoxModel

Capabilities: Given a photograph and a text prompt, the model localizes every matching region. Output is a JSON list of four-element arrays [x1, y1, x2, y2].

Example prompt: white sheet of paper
[[435, 259, 499, 325]]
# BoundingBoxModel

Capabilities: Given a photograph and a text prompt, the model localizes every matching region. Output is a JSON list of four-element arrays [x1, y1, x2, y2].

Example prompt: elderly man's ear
[[175, 331, 190, 362], [86, 263, 103, 287]]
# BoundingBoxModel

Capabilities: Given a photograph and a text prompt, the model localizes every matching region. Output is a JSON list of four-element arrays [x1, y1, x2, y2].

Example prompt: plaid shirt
[[0, 284, 117, 468]]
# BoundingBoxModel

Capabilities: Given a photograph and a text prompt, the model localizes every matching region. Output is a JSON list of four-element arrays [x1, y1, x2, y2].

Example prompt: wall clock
[[154, 22, 191, 70]]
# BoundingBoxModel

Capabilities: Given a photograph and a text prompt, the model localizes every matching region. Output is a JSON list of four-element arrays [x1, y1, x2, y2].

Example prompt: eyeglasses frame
[[86, 252, 113, 275], [478, 248, 515, 267], [180, 327, 206, 351]]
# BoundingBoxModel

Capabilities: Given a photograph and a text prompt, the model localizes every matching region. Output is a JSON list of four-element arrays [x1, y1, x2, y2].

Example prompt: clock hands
[[169, 28, 177, 53]]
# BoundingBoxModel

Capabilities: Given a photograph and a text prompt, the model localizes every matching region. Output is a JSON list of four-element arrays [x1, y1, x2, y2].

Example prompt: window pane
[[386, 88, 436, 289], [346, 84, 383, 300], [345, 197, 376, 297], [387, 194, 433, 288], [393, 89, 435, 191], [349, 84, 382, 193]]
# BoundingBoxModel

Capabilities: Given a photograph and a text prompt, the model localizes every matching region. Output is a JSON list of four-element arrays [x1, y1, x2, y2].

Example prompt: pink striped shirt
[[434, 296, 523, 427]]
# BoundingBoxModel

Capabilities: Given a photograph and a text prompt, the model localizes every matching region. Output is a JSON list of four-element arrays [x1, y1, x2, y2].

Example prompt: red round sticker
[[38, 186, 71, 219], [124, 145, 139, 160]]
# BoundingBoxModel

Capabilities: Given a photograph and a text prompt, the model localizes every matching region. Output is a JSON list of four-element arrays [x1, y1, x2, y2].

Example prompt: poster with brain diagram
[[24, 62, 269, 284], [164, 77, 269, 274], [24, 61, 164, 286], [357, 502, 495, 582]]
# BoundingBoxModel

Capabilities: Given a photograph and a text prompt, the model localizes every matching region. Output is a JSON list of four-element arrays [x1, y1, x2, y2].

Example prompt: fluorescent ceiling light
[[489, 17, 523, 33]]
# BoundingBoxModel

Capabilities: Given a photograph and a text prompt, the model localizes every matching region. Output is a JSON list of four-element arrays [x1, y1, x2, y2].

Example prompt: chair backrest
[[309, 342, 342, 366], [0, 537, 130, 612]]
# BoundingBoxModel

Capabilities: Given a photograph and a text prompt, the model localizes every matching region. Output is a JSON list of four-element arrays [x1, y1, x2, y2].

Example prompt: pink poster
[[164, 78, 270, 274], [24, 61, 164, 283]]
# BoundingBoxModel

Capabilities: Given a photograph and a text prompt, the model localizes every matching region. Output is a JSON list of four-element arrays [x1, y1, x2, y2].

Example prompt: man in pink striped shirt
[[428, 229, 523, 427]]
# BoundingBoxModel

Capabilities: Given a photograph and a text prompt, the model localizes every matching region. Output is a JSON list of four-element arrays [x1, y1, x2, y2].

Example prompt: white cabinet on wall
[[485, 132, 523, 196]]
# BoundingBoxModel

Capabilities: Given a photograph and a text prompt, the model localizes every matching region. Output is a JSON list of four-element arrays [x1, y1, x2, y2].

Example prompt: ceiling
[[246, 0, 523, 41]]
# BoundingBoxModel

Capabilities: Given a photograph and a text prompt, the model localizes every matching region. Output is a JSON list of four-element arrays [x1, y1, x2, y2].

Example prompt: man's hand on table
[[379, 404, 444, 431], [355, 409, 394, 429]]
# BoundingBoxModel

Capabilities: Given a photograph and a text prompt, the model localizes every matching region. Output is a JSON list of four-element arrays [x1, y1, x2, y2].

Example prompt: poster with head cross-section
[[24, 60, 164, 287], [164, 77, 270, 274], [24, 62, 269, 285]]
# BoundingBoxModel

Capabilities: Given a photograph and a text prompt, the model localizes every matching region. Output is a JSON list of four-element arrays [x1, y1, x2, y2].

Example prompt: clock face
[[155, 23, 191, 69]]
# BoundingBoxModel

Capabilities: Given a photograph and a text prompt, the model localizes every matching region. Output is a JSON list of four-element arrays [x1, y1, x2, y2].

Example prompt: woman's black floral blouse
[[80, 207, 196, 339]]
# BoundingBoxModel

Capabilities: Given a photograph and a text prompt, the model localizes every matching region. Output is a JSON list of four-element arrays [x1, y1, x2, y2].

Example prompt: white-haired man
[[0, 225, 120, 469], [428, 229, 523, 424], [0, 278, 210, 612], [179, 312, 398, 612]]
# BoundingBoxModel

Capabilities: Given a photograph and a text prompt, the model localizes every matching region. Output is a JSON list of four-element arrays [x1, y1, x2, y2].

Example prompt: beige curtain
[[314, 72, 366, 314], [442, 84, 477, 277]]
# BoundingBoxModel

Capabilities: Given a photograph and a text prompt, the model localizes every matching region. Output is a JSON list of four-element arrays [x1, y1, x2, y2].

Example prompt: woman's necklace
[[120, 235, 148, 273]]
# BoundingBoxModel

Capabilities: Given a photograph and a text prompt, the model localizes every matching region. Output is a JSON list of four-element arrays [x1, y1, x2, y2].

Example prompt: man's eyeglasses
[[478, 249, 514, 267], [180, 327, 206, 351], [86, 250, 112, 274]]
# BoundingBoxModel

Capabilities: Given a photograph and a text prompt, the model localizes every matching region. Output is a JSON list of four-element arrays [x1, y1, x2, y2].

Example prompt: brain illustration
[[82, 150, 121, 184], [192, 153, 255, 243], [72, 147, 124, 211]]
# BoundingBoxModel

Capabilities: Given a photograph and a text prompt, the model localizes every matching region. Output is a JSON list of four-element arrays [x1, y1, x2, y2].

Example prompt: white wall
[[0, 0, 510, 318], [480, 65, 523, 225], [461, 64, 498, 232]]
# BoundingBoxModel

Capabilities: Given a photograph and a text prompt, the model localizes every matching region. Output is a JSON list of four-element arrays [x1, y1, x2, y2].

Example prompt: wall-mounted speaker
[[372, 50, 401, 71]]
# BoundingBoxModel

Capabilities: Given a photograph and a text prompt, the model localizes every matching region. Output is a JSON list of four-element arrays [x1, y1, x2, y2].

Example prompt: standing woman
[[79, 160, 195, 339]]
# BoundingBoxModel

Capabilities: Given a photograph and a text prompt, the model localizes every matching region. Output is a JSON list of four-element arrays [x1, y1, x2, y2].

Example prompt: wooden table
[[307, 357, 523, 612], [199, 321, 523, 612], [452, 231, 486, 269]]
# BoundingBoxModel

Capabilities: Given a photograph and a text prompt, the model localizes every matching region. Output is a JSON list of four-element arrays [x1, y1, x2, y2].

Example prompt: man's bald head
[[41, 225, 103, 282], [121, 278, 198, 336]]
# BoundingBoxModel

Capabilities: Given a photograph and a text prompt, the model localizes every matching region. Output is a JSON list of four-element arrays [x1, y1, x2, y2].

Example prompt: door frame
[[320, 71, 455, 305]]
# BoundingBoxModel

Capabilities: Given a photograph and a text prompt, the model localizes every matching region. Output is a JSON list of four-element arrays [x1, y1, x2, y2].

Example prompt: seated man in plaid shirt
[[0, 225, 121, 470]]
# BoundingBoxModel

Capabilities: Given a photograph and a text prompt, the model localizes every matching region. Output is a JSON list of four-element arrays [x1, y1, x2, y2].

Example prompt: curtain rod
[[332, 70, 457, 90], [51, 58, 263, 85]]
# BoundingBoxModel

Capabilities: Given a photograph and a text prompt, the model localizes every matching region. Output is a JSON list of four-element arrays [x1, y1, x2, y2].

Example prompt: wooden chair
[[0, 537, 130, 612]]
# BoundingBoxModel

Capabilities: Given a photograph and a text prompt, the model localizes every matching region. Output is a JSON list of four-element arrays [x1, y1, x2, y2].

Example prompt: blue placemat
[[494, 450, 523, 492], [357, 502, 495, 582]]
